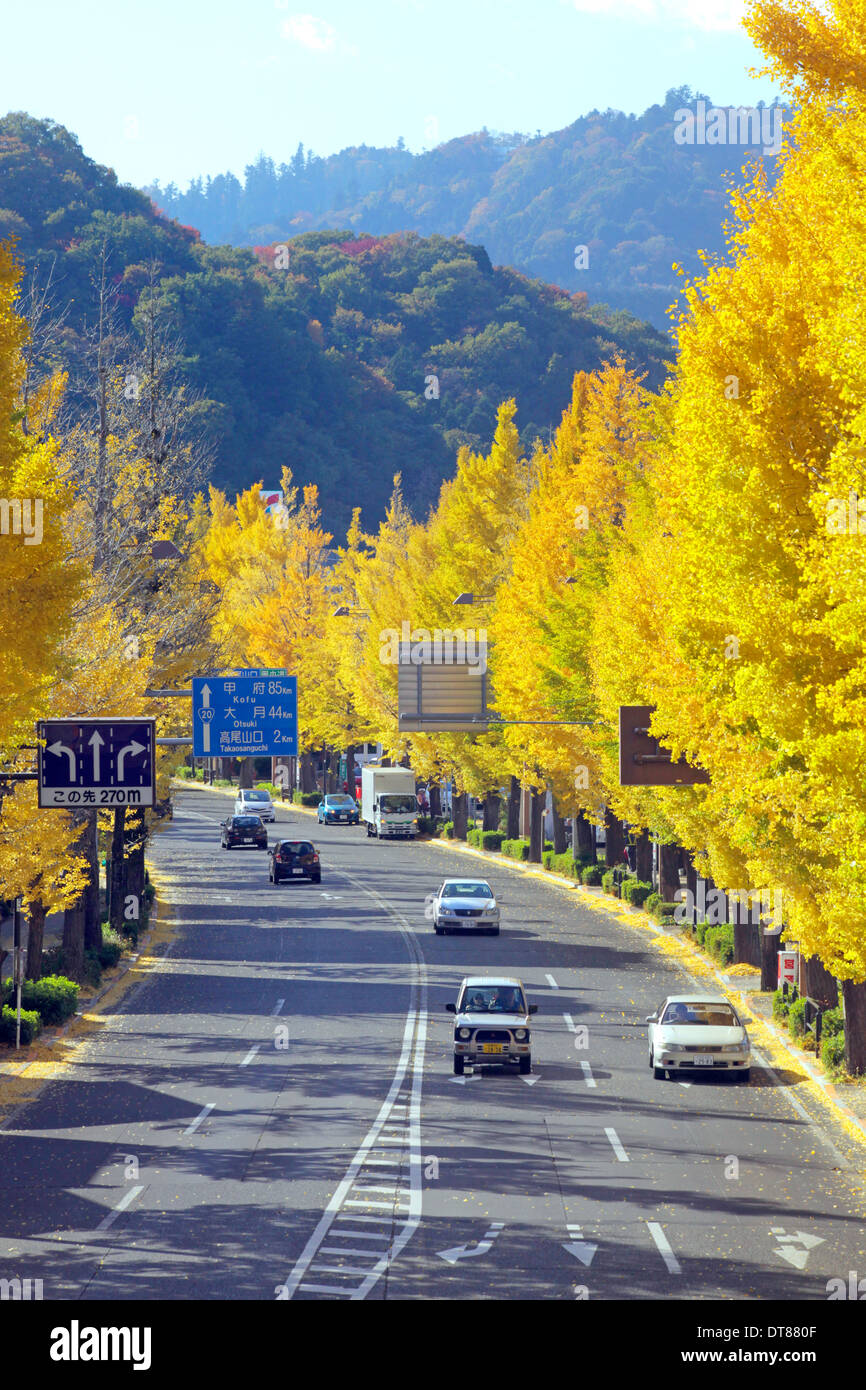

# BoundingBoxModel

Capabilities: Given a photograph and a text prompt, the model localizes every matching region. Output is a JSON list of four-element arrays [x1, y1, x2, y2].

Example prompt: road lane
[[0, 781, 863, 1301]]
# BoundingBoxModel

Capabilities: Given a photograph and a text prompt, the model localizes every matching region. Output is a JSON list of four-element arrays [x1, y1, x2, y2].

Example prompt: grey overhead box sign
[[398, 640, 489, 733]]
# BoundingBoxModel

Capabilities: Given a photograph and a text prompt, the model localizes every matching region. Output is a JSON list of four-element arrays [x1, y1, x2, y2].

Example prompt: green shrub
[[621, 878, 653, 907], [26, 974, 80, 1025], [821, 1005, 844, 1038], [440, 821, 454, 839], [703, 924, 735, 966], [415, 816, 438, 836], [772, 988, 791, 1021], [645, 891, 661, 915], [467, 827, 483, 848], [545, 851, 578, 878], [481, 831, 504, 852], [601, 869, 620, 897], [175, 766, 194, 779], [542, 850, 554, 870], [293, 791, 321, 807], [581, 863, 604, 886], [98, 927, 124, 970], [0, 1005, 42, 1046], [502, 838, 530, 862], [821, 1031, 846, 1075], [644, 892, 677, 923], [788, 996, 807, 1038], [255, 781, 281, 798]]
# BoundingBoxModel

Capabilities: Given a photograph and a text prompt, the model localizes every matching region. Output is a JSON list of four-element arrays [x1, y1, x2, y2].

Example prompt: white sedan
[[646, 993, 751, 1082], [428, 879, 500, 936]]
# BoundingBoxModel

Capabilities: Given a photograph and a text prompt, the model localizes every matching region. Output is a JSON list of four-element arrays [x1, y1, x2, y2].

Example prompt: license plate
[[481, 1044, 504, 1054], [293, 866, 303, 874], [693, 1055, 714, 1065], [243, 836, 253, 842]]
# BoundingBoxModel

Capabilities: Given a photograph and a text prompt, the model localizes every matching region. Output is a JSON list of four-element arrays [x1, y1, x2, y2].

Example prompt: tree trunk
[[345, 744, 356, 796], [574, 811, 596, 863], [803, 955, 838, 1009], [300, 751, 316, 793], [761, 926, 783, 992], [25, 902, 46, 981], [842, 979, 866, 1076], [551, 797, 567, 854], [732, 915, 762, 968], [529, 787, 545, 863], [635, 829, 653, 884], [507, 776, 521, 839], [683, 851, 698, 923], [62, 898, 85, 982], [604, 809, 625, 868], [126, 808, 146, 928], [238, 757, 256, 790], [452, 792, 468, 841], [109, 807, 127, 934], [83, 811, 102, 953], [428, 781, 441, 817], [482, 792, 500, 832], [658, 841, 681, 902]]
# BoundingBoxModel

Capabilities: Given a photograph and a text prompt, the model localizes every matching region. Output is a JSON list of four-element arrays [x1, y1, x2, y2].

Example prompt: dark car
[[269, 839, 321, 884], [221, 814, 268, 850], [317, 794, 360, 825]]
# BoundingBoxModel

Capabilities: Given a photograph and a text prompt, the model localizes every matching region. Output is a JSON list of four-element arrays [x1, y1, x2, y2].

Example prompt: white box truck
[[362, 766, 418, 839]]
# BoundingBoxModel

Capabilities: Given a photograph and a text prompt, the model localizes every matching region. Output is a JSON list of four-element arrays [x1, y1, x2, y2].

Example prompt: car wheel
[[311, 874, 321, 884], [453, 1056, 465, 1075], [488, 927, 499, 936], [519, 1054, 531, 1075], [434, 925, 444, 935], [653, 1063, 667, 1080], [739, 1068, 751, 1084]]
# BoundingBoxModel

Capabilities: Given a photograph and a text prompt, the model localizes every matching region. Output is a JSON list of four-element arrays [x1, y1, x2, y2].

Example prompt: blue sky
[[1, 0, 779, 189]]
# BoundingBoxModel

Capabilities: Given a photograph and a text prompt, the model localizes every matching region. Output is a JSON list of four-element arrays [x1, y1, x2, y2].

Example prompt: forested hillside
[[147, 87, 784, 329], [0, 112, 670, 534]]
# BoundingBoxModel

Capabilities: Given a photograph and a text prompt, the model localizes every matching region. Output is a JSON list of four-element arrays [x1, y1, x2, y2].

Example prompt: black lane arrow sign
[[37, 718, 156, 808]]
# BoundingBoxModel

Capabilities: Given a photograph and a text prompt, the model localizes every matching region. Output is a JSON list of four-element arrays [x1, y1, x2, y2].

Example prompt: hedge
[[482, 831, 504, 852], [703, 924, 734, 966], [621, 878, 653, 907], [821, 1031, 846, 1074], [501, 838, 530, 861], [601, 869, 620, 897], [293, 791, 322, 807], [467, 827, 483, 848], [22, 974, 80, 1025], [787, 996, 807, 1038], [98, 927, 124, 971], [416, 816, 439, 836], [440, 821, 455, 839], [0, 1005, 42, 1047], [581, 863, 605, 886], [645, 892, 677, 922]]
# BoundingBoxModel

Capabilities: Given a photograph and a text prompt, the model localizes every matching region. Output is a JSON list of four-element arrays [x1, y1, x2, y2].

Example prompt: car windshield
[[459, 986, 525, 1013], [234, 817, 262, 828], [443, 882, 492, 898], [380, 794, 416, 813], [243, 790, 269, 801], [327, 796, 355, 806], [279, 841, 313, 854], [661, 1002, 739, 1026]]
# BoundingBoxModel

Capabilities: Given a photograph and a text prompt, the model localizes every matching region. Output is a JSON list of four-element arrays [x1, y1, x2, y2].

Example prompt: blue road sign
[[37, 718, 156, 808], [192, 674, 297, 758]]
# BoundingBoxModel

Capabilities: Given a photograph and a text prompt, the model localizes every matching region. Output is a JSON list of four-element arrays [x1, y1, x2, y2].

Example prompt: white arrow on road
[[563, 1224, 598, 1267], [771, 1230, 825, 1269], [117, 739, 145, 781], [521, 1074, 540, 1086], [47, 740, 76, 779], [438, 1224, 505, 1264], [89, 729, 104, 781]]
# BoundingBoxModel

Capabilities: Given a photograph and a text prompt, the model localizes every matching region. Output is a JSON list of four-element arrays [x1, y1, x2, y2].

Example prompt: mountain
[[146, 87, 785, 331], [0, 112, 671, 536]]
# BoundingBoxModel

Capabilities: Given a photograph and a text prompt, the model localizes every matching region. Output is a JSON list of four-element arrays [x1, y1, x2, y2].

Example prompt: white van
[[234, 787, 276, 823]]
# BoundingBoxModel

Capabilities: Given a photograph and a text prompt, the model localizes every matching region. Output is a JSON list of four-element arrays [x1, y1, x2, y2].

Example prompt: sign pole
[[12, 896, 22, 1050]]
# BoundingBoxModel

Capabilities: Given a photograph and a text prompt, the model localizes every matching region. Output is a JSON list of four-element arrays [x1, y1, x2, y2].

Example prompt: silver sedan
[[427, 879, 501, 936], [647, 993, 751, 1082]]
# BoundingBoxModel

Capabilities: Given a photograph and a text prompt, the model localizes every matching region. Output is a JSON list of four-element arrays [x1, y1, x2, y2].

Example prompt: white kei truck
[[361, 766, 419, 840]]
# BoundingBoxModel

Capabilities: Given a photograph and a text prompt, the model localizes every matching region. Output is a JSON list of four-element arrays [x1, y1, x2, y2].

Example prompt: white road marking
[[240, 1045, 260, 1067], [280, 880, 427, 1300], [545, 974, 558, 988], [271, 999, 285, 1016], [95, 1185, 145, 1232], [562, 1222, 598, 1267], [521, 1075, 540, 1086], [678, 1081, 692, 1088], [438, 1225, 505, 1264], [183, 1103, 214, 1135], [646, 1221, 681, 1274], [604, 1127, 629, 1162], [562, 1013, 577, 1032], [771, 1229, 824, 1270], [580, 1060, 596, 1088]]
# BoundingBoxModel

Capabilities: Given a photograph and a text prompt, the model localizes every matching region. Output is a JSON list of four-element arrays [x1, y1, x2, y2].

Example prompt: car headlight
[[721, 1042, 748, 1052], [514, 1028, 528, 1041], [458, 1028, 471, 1040], [483, 904, 498, 914], [664, 1043, 686, 1052]]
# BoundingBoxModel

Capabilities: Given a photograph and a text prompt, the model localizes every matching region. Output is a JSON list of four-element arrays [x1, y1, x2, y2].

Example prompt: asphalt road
[[1, 781, 864, 1302]]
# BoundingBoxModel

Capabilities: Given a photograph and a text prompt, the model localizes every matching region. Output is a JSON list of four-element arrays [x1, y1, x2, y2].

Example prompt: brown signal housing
[[618, 705, 710, 786]]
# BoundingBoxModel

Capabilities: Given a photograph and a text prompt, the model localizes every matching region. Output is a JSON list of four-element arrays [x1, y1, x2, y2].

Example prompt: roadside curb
[[426, 833, 866, 1152]]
